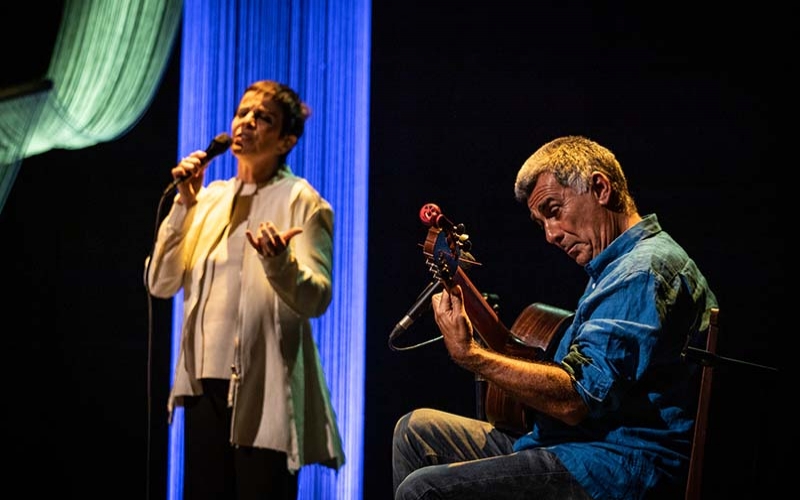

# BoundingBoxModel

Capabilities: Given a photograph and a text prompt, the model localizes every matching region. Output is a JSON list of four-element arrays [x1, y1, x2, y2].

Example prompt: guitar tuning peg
[[419, 203, 441, 226]]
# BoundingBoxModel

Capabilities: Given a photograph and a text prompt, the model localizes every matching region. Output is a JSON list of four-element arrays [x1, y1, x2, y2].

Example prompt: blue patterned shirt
[[513, 214, 717, 499]]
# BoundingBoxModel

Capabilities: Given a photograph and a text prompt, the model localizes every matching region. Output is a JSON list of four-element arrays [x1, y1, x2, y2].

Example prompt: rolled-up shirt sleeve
[[560, 270, 662, 418]]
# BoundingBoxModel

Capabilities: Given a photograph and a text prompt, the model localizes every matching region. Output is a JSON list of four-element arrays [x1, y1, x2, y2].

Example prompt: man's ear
[[591, 171, 612, 205]]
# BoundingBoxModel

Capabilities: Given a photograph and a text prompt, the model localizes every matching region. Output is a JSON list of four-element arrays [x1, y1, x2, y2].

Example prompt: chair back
[[685, 307, 719, 500]]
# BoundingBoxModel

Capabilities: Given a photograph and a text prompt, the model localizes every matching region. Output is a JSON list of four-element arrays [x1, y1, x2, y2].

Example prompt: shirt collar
[[584, 213, 661, 280]]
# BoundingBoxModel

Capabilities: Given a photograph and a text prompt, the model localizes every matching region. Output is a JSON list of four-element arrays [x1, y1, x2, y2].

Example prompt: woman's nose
[[241, 111, 257, 126]]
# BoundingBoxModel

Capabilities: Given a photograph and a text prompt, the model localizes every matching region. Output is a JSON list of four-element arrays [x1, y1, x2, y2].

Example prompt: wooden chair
[[684, 307, 719, 500]]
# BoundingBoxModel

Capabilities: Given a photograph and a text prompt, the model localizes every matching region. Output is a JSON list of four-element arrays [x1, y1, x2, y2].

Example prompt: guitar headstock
[[419, 203, 478, 284]]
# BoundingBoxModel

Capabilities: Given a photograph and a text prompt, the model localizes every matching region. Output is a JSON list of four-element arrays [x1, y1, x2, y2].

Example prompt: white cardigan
[[146, 168, 345, 472]]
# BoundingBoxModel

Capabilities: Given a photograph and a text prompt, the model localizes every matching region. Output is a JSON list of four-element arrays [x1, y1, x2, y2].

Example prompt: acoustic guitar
[[418, 203, 575, 435]]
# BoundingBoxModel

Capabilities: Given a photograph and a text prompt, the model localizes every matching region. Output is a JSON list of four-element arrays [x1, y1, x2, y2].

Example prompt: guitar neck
[[453, 266, 512, 352]]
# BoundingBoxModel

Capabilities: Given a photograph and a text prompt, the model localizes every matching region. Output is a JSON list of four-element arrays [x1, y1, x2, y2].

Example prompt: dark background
[[3, 2, 784, 498]]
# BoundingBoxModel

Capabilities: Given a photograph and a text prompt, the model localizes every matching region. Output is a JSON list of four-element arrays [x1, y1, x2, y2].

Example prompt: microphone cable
[[143, 187, 173, 500], [142, 133, 232, 499]]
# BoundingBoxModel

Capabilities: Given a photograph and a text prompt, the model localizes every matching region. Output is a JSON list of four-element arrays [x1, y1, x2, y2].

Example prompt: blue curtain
[[171, 1, 370, 499]]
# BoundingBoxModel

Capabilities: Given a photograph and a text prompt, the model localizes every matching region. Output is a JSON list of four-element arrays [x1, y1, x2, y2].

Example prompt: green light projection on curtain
[[0, 81, 52, 213], [170, 1, 370, 499], [0, 0, 183, 212]]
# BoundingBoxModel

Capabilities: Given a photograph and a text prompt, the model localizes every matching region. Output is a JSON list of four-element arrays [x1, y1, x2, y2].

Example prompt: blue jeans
[[393, 408, 592, 500]]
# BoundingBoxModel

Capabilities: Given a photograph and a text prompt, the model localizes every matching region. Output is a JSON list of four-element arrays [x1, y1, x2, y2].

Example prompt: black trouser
[[183, 379, 299, 500]]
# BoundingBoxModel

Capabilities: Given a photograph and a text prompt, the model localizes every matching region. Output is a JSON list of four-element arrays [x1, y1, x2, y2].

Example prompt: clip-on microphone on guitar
[[389, 280, 445, 343]]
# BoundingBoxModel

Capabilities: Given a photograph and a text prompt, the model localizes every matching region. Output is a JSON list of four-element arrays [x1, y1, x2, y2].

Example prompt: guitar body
[[482, 303, 574, 435], [420, 205, 575, 436]]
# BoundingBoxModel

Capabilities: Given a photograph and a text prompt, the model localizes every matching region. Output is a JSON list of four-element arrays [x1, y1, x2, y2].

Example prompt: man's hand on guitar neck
[[432, 284, 479, 364]]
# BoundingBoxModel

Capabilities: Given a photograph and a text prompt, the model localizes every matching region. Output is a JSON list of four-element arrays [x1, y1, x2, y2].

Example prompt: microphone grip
[[163, 155, 211, 195], [164, 170, 196, 195], [162, 133, 233, 196], [390, 280, 444, 338]]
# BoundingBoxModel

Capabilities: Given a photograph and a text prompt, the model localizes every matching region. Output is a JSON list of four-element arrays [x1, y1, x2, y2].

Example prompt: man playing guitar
[[392, 135, 718, 500]]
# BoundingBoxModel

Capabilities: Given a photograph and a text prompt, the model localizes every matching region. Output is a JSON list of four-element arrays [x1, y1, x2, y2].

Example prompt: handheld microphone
[[389, 280, 444, 339], [163, 133, 233, 195]]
